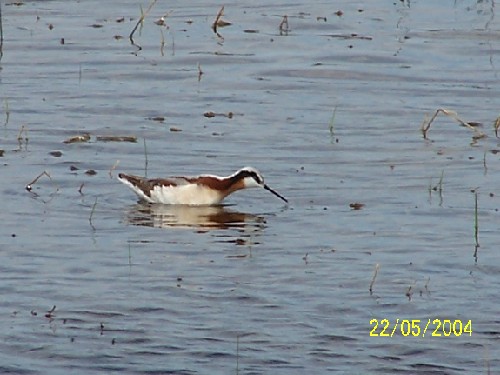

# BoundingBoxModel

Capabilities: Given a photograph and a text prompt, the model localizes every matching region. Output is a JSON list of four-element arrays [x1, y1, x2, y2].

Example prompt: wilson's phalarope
[[117, 166, 288, 205]]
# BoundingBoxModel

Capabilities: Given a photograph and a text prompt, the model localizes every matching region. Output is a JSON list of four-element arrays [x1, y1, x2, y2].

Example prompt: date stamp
[[370, 319, 472, 337]]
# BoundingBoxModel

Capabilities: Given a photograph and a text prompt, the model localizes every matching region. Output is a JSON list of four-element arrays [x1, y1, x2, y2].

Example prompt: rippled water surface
[[1, 0, 500, 373]]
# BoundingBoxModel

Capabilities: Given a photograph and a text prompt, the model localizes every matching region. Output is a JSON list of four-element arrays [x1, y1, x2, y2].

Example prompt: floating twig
[[78, 182, 85, 195], [203, 111, 234, 118], [96, 136, 137, 142], [349, 202, 365, 210], [279, 15, 289, 36], [421, 108, 486, 140], [154, 10, 173, 27], [369, 263, 379, 295], [63, 133, 90, 144]]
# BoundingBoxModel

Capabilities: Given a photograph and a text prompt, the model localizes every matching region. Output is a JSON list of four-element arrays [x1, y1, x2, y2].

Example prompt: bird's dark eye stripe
[[239, 170, 262, 184]]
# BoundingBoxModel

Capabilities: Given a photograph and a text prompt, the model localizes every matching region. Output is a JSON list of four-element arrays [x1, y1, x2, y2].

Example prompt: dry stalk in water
[[17, 125, 28, 142], [494, 115, 500, 137], [212, 5, 228, 40], [197, 63, 203, 82], [279, 15, 289, 35], [26, 171, 53, 192], [129, 0, 158, 48], [421, 108, 486, 140]]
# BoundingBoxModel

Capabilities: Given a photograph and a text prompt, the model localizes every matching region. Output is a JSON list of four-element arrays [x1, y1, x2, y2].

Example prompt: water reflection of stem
[[236, 335, 240, 373], [329, 106, 337, 137], [483, 151, 488, 175], [128, 243, 132, 268], [369, 263, 379, 295], [4, 99, 9, 127], [160, 28, 165, 56], [473, 191, 479, 262], [143, 138, 149, 177], [89, 197, 98, 231], [429, 171, 444, 206], [424, 277, 430, 295]]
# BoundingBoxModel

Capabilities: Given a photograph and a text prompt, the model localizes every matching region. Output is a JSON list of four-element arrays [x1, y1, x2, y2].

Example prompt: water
[[1, 0, 500, 373]]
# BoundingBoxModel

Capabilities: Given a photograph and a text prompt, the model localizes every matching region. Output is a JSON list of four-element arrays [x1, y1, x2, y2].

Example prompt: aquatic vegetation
[[420, 108, 485, 141]]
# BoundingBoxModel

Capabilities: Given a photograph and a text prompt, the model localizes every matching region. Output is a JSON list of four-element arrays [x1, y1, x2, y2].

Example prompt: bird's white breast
[[150, 183, 224, 205]]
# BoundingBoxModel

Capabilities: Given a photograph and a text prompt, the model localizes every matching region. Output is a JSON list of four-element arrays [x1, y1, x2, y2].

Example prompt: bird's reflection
[[124, 203, 266, 231]]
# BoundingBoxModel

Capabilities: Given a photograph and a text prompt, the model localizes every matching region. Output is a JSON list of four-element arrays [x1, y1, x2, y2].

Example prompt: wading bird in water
[[118, 167, 288, 206]]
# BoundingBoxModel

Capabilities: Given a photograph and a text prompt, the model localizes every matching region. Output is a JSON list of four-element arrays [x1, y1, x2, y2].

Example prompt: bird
[[117, 166, 288, 206]]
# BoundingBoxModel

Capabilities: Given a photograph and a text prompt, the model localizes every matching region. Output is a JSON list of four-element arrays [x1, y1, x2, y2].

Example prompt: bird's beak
[[263, 184, 288, 204]]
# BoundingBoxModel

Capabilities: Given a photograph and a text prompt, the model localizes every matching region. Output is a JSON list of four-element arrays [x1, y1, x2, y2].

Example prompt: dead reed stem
[[129, 0, 158, 48], [421, 108, 486, 140], [26, 171, 52, 191], [279, 15, 289, 35], [197, 63, 203, 82], [212, 5, 224, 35], [17, 124, 28, 142], [494, 116, 500, 137]]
